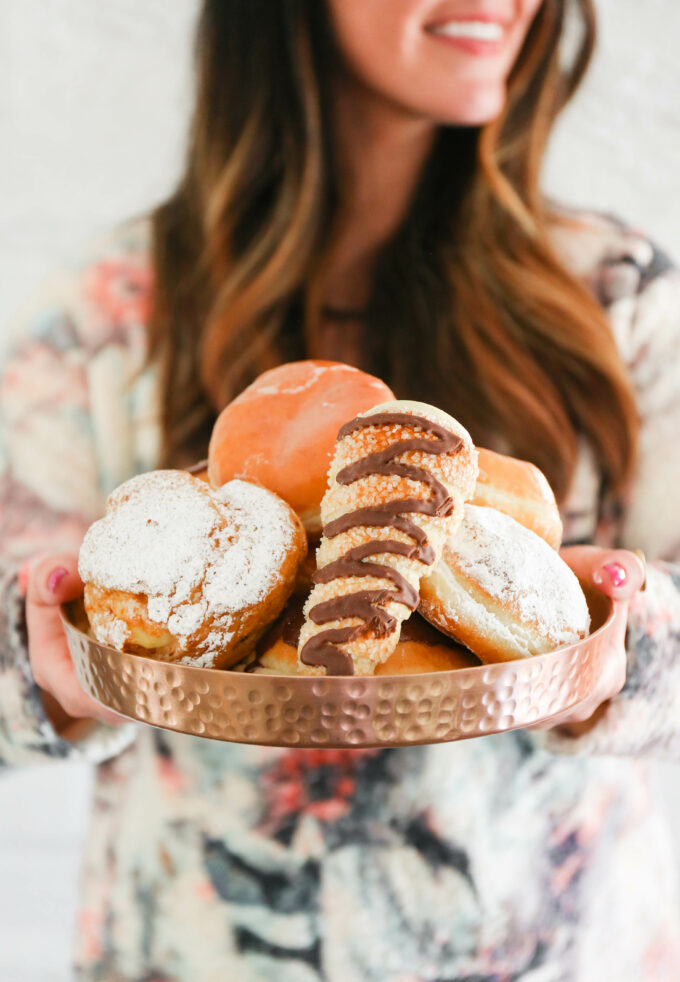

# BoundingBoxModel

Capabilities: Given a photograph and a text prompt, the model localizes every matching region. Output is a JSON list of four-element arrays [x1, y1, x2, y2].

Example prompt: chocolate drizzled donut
[[300, 411, 465, 675]]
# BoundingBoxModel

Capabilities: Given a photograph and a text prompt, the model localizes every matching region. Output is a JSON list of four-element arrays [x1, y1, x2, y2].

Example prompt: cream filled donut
[[208, 360, 394, 534], [472, 448, 563, 549], [420, 504, 589, 662], [79, 470, 306, 668], [298, 400, 478, 676]]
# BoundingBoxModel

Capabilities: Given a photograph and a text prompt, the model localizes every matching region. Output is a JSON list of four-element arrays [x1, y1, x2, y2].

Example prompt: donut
[[79, 470, 307, 668], [419, 504, 590, 663], [472, 448, 562, 549], [235, 598, 479, 675], [185, 460, 210, 482], [297, 400, 478, 676], [294, 541, 320, 596], [208, 360, 394, 534]]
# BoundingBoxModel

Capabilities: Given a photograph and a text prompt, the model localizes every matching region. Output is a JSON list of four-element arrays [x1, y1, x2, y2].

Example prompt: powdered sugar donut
[[419, 504, 589, 662], [79, 470, 307, 668]]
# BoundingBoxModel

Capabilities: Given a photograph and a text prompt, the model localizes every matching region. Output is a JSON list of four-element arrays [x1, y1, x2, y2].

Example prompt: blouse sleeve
[[0, 227, 153, 766], [544, 235, 680, 759]]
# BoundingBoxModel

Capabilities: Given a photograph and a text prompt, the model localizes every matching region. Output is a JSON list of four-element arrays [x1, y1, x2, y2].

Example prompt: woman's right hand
[[26, 553, 125, 728]]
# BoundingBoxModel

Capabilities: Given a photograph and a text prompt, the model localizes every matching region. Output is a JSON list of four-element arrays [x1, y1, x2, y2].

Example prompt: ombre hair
[[149, 0, 638, 501]]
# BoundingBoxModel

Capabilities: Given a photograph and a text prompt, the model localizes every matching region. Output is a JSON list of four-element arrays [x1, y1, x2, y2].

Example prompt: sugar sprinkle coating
[[298, 400, 478, 675]]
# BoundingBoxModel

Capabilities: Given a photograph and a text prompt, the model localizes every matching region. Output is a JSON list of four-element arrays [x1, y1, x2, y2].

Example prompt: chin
[[435, 83, 507, 126]]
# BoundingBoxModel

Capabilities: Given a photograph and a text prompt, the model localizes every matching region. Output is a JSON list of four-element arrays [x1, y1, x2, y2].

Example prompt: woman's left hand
[[531, 546, 646, 735]]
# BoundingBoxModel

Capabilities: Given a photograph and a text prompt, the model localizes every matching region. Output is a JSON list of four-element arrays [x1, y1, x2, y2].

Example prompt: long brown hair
[[150, 0, 638, 501]]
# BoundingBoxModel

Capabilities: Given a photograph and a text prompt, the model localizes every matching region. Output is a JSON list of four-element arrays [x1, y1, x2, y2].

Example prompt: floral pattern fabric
[[1, 212, 680, 980]]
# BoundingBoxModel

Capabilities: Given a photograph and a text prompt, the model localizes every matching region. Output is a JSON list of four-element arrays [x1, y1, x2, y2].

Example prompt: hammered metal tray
[[61, 587, 625, 748]]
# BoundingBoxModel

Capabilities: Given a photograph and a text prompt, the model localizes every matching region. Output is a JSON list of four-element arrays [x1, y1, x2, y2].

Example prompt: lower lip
[[426, 31, 506, 56]]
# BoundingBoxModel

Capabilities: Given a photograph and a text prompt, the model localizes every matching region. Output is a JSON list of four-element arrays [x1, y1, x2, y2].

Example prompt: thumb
[[560, 546, 645, 602], [27, 553, 83, 608]]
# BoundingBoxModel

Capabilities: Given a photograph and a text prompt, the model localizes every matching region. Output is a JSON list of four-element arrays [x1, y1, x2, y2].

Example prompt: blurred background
[[1, 1, 679, 979]]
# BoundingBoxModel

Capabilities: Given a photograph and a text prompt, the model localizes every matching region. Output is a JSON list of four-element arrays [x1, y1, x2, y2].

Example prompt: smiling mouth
[[427, 20, 506, 42]]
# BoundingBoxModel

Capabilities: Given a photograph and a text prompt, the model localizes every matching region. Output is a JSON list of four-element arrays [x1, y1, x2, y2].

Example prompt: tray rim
[[60, 590, 626, 748], [60, 589, 619, 684]]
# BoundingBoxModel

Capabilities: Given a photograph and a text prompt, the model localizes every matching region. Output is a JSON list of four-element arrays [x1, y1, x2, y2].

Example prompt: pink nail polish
[[47, 567, 68, 593], [602, 562, 627, 588]]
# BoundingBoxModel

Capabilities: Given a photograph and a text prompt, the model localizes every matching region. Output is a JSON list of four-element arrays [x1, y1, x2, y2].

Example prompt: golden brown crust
[[420, 506, 589, 664], [208, 360, 394, 534], [81, 473, 307, 668], [419, 580, 526, 664], [377, 640, 478, 674], [473, 447, 562, 549], [236, 628, 479, 676], [294, 541, 320, 595]]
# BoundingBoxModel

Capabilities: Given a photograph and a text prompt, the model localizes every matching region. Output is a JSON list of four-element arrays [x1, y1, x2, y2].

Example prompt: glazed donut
[[79, 470, 306, 668], [208, 360, 394, 534], [235, 598, 478, 675], [472, 447, 562, 549], [419, 504, 590, 663], [297, 400, 478, 676]]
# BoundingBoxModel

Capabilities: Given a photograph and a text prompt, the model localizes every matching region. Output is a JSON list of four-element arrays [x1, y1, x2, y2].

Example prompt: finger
[[528, 706, 577, 730], [57, 680, 126, 727], [560, 546, 645, 601], [27, 553, 83, 607], [27, 554, 126, 727], [18, 554, 54, 596], [553, 701, 610, 738], [528, 698, 601, 731], [18, 557, 42, 597], [528, 641, 626, 733], [35, 644, 125, 727], [27, 555, 83, 662], [26, 554, 88, 702], [26, 555, 125, 728], [530, 697, 599, 727]]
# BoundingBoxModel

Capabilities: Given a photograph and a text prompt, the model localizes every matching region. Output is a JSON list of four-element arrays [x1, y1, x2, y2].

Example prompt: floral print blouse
[[2, 210, 680, 981]]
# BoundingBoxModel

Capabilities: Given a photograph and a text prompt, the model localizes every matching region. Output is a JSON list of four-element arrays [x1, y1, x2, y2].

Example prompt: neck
[[322, 76, 436, 310]]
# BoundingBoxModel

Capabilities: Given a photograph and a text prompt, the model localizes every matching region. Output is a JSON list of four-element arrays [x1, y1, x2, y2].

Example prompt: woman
[[2, 0, 680, 978]]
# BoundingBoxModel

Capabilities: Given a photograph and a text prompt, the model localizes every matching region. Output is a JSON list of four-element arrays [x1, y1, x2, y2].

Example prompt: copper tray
[[61, 587, 625, 748]]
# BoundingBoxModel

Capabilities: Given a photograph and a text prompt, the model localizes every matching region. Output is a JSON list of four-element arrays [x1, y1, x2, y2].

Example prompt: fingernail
[[47, 567, 68, 593], [601, 562, 627, 588]]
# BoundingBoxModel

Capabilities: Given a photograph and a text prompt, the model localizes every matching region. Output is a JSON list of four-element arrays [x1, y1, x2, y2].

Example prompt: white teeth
[[431, 20, 505, 41]]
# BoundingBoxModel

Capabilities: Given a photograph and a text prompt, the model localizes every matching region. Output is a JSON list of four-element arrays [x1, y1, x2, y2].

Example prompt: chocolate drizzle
[[300, 411, 463, 675]]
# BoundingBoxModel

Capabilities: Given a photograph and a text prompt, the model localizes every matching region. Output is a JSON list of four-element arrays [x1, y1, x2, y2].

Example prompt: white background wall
[[1, 2, 679, 979]]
